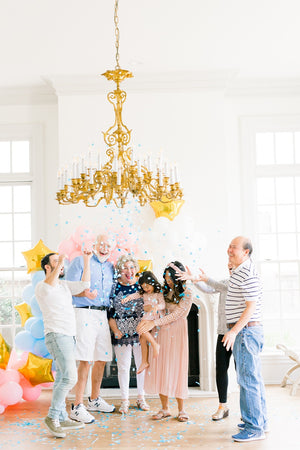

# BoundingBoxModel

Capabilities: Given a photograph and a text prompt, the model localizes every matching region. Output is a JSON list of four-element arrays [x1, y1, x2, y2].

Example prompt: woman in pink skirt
[[137, 261, 192, 422]]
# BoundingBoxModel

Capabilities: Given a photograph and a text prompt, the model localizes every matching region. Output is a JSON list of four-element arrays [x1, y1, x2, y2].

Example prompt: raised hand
[[169, 263, 194, 281]]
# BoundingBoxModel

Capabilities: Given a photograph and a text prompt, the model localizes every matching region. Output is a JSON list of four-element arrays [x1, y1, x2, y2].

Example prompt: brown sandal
[[177, 411, 189, 422], [152, 409, 171, 420]]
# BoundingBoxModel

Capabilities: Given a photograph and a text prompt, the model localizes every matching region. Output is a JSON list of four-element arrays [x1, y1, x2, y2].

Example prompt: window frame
[[240, 115, 300, 352], [0, 123, 44, 345]]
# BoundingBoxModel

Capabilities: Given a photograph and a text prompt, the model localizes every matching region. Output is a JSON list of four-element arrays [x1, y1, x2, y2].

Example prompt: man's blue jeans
[[233, 325, 268, 434], [45, 332, 77, 421]]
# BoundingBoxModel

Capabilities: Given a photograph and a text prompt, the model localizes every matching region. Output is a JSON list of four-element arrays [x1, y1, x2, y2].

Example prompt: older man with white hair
[[66, 234, 115, 423]]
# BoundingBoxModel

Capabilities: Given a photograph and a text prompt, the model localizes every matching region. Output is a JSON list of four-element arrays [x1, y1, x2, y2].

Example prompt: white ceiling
[[1, 0, 300, 88]]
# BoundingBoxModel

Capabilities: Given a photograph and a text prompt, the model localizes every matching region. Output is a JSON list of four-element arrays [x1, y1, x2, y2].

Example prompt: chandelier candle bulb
[[164, 161, 169, 176], [174, 165, 179, 183], [64, 169, 68, 186], [137, 159, 141, 177], [112, 157, 118, 172], [170, 167, 174, 185], [131, 147, 135, 165], [159, 170, 163, 187], [80, 156, 85, 174], [57, 171, 61, 190], [72, 161, 76, 179], [117, 166, 121, 185]]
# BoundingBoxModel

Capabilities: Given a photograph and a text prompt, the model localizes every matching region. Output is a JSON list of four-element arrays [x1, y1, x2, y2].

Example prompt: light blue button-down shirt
[[66, 254, 114, 307]]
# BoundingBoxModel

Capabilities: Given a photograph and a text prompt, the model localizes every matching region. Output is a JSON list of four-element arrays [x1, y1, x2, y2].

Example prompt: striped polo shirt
[[225, 258, 262, 324]]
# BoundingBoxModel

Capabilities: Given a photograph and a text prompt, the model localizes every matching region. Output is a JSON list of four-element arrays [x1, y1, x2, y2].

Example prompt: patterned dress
[[108, 281, 144, 346]]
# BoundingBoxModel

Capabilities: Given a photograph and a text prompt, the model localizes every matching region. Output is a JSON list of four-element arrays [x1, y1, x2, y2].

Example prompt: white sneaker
[[70, 404, 95, 423], [60, 417, 85, 430], [44, 416, 66, 438], [87, 396, 115, 413]]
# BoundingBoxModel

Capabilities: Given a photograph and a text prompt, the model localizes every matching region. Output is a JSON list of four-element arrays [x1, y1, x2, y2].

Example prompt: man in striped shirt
[[222, 236, 268, 442]]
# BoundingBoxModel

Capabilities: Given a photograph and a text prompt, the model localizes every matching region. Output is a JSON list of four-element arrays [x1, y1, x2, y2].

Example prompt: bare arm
[[121, 292, 140, 304], [108, 318, 123, 339]]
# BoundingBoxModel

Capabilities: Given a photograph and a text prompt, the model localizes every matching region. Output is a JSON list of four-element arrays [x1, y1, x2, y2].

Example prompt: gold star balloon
[[14, 302, 33, 327], [22, 239, 55, 274], [150, 197, 184, 221], [18, 352, 54, 386], [138, 260, 153, 273], [0, 334, 11, 369]]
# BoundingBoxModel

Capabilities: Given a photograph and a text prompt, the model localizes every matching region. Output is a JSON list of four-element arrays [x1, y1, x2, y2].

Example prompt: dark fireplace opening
[[102, 302, 200, 388]]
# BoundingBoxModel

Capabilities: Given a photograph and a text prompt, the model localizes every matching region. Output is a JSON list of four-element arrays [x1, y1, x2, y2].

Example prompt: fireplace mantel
[[190, 286, 217, 392]]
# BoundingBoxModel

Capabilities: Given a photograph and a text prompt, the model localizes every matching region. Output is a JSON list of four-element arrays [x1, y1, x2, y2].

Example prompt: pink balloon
[[8, 350, 29, 371], [0, 404, 5, 414], [0, 369, 5, 385], [0, 381, 23, 406], [57, 238, 77, 259], [22, 383, 42, 402], [72, 226, 95, 246], [69, 250, 82, 261], [0, 369, 20, 385]]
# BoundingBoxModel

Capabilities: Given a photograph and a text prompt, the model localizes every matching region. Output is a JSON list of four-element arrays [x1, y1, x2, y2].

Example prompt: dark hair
[[163, 261, 186, 303], [243, 238, 253, 256], [41, 253, 56, 273], [138, 271, 161, 293]]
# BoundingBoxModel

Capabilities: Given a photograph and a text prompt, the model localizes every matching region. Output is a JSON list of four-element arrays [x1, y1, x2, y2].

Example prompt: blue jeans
[[45, 332, 77, 421], [233, 325, 268, 434]]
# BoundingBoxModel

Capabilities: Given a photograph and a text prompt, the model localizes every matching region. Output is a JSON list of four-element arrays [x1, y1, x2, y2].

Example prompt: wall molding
[[0, 85, 57, 106], [1, 72, 300, 105]]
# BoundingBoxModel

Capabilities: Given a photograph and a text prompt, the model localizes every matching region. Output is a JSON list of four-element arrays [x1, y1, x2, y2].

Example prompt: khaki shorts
[[74, 308, 112, 362]]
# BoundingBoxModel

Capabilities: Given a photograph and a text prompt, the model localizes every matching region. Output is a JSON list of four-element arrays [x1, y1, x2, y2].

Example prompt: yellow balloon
[[14, 302, 33, 327], [0, 333, 11, 369], [18, 352, 54, 386], [150, 197, 184, 221], [22, 239, 55, 274], [137, 260, 153, 273]]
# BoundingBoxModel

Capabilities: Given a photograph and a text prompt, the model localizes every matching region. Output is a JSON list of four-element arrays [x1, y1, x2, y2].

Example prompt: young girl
[[121, 271, 165, 374]]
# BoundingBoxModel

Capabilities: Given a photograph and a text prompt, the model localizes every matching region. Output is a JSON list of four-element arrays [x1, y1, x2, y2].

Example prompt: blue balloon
[[24, 316, 36, 331], [30, 296, 43, 317], [31, 270, 45, 287], [51, 360, 56, 372], [15, 330, 36, 352], [22, 284, 35, 302], [33, 338, 49, 358], [30, 318, 45, 339]]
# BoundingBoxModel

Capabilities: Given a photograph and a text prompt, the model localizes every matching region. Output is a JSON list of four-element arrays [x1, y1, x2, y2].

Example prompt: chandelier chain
[[114, 0, 120, 70]]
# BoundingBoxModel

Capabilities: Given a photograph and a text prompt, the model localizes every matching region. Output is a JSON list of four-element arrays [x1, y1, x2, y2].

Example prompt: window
[[241, 119, 300, 351], [0, 133, 39, 347]]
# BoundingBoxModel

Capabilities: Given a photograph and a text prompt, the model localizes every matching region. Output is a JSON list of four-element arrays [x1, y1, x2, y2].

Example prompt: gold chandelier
[[56, 0, 184, 209]]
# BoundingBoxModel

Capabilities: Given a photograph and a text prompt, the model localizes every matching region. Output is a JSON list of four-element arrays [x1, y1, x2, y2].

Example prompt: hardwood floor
[[0, 385, 299, 449]]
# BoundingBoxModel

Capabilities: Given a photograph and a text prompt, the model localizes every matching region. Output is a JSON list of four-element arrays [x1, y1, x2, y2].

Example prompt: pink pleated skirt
[[144, 317, 189, 399]]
